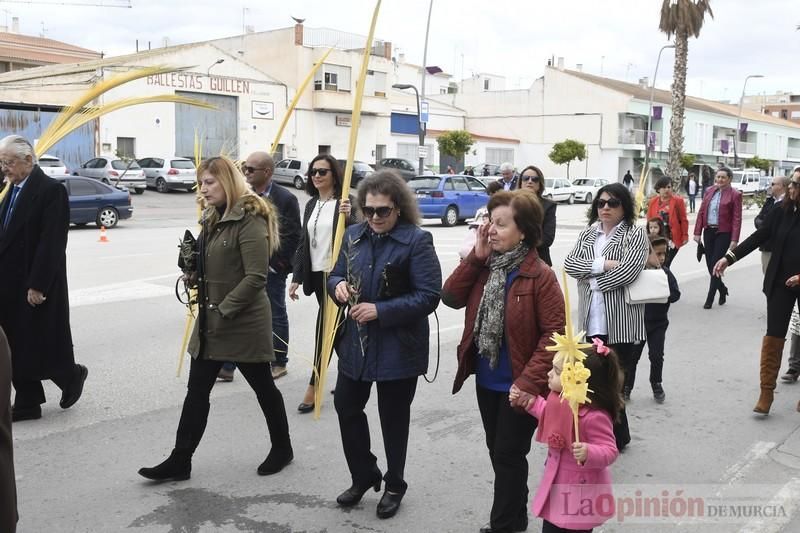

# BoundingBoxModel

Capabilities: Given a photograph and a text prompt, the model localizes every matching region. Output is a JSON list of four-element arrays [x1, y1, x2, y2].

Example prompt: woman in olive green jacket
[[139, 156, 293, 482]]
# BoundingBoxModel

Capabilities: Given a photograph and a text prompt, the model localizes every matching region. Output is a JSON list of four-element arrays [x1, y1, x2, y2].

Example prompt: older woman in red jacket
[[694, 166, 743, 309], [646, 176, 689, 267], [442, 189, 565, 533]]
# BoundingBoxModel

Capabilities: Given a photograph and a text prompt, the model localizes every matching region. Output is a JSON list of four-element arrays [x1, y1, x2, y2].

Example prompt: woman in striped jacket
[[564, 183, 648, 450]]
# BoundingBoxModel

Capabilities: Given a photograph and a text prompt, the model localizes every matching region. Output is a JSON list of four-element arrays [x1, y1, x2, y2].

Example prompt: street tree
[[436, 130, 474, 170], [746, 156, 771, 172], [659, 0, 714, 188], [549, 139, 587, 180]]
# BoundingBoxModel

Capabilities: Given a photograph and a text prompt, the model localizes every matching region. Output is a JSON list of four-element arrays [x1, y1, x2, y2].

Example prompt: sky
[[3, 0, 800, 103]]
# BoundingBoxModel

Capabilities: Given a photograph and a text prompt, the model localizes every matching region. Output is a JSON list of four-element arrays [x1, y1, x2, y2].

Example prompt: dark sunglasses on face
[[597, 198, 622, 209], [310, 168, 330, 177], [362, 205, 395, 218], [522, 174, 541, 182], [241, 165, 266, 174]]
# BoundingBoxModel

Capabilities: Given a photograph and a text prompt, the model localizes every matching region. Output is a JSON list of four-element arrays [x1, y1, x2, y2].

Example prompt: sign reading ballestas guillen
[[546, 270, 594, 442]]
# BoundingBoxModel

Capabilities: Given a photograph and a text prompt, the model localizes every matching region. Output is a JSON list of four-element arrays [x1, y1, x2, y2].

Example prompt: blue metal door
[[175, 92, 238, 159], [0, 104, 95, 172]]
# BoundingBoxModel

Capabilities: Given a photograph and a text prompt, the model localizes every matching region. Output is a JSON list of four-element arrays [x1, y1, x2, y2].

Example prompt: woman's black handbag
[[378, 263, 411, 300]]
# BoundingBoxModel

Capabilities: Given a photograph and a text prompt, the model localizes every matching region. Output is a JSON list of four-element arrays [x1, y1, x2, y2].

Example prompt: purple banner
[[652, 106, 663, 120], [739, 122, 748, 141], [648, 131, 656, 150], [720, 139, 729, 154]]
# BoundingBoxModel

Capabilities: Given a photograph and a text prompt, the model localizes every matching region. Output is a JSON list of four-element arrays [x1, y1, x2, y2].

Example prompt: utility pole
[[419, 0, 433, 175]]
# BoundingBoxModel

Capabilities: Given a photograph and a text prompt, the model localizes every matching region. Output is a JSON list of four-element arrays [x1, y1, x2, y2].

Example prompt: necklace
[[311, 195, 333, 249]]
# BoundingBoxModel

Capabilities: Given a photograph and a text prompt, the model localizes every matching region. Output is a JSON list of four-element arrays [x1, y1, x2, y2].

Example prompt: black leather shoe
[[376, 490, 403, 519], [60, 364, 88, 409], [719, 287, 728, 306], [479, 525, 511, 533], [257, 447, 293, 475], [138, 450, 191, 481], [479, 518, 527, 532], [703, 301, 713, 309], [336, 472, 382, 507], [11, 405, 42, 422], [297, 402, 314, 414]]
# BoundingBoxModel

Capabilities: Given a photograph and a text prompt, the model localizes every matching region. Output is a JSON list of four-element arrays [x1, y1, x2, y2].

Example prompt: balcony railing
[[713, 138, 756, 155], [788, 146, 800, 159], [618, 129, 662, 146]]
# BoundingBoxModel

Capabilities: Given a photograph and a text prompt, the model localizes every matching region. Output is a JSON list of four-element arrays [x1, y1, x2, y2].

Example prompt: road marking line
[[738, 478, 800, 533], [720, 441, 777, 488], [70, 274, 177, 307], [97, 253, 155, 260]]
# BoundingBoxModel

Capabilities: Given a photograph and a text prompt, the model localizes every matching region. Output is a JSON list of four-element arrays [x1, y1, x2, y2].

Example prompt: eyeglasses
[[241, 165, 267, 174], [310, 168, 330, 177], [522, 175, 541, 182], [597, 198, 622, 209], [362, 205, 395, 218], [0, 159, 17, 168]]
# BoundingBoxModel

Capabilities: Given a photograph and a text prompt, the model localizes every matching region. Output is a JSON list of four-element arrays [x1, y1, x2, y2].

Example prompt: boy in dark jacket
[[625, 235, 680, 403]]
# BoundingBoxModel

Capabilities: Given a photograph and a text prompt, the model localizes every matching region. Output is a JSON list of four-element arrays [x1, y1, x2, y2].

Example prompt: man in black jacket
[[243, 151, 301, 379], [0, 135, 88, 421]]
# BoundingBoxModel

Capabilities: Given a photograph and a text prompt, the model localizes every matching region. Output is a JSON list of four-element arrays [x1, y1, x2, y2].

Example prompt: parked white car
[[76, 157, 146, 194], [571, 177, 611, 204], [138, 156, 197, 192], [38, 154, 67, 176], [543, 178, 577, 204], [273, 158, 308, 189], [730, 169, 762, 195]]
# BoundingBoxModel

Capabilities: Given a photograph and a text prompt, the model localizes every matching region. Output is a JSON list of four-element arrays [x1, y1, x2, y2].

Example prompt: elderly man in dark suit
[[237, 150, 301, 380], [0, 326, 17, 532], [0, 135, 88, 422]]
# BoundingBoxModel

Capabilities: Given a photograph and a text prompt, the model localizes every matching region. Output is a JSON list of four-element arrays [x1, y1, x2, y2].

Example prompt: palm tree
[[659, 0, 714, 187]]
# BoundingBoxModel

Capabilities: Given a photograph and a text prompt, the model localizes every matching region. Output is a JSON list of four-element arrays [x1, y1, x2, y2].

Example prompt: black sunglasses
[[362, 205, 395, 218], [522, 174, 541, 182], [597, 198, 622, 209], [241, 165, 266, 174], [310, 168, 330, 177]]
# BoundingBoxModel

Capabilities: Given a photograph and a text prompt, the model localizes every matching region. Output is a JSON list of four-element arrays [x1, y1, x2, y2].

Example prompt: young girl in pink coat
[[510, 341, 623, 533]]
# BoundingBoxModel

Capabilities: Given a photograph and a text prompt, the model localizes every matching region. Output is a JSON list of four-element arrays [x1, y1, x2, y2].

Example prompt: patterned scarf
[[473, 242, 530, 369]]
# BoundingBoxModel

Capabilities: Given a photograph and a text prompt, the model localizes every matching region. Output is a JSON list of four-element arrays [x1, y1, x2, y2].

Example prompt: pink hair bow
[[592, 337, 610, 356]]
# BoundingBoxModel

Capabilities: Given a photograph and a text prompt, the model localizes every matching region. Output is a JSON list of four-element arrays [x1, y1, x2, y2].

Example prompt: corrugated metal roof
[[560, 68, 800, 130]]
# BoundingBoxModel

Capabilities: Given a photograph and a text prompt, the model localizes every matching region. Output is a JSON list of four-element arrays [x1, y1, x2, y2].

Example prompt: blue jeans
[[222, 271, 289, 373], [267, 271, 289, 367]]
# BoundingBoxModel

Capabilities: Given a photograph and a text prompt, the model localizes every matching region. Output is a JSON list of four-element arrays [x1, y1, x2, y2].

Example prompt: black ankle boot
[[138, 450, 192, 481], [719, 286, 728, 306], [257, 446, 294, 475], [337, 469, 382, 506]]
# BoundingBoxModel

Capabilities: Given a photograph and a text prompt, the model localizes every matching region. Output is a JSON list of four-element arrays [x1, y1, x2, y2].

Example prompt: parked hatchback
[[76, 157, 146, 194], [377, 158, 434, 181], [138, 156, 197, 192], [38, 154, 68, 176], [337, 159, 373, 187], [56, 175, 133, 228], [273, 158, 308, 189], [543, 178, 576, 204], [408, 174, 488, 226], [571, 177, 611, 204]]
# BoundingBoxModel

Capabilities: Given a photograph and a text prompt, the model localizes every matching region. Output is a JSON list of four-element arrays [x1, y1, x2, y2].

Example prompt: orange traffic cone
[[98, 226, 109, 243]]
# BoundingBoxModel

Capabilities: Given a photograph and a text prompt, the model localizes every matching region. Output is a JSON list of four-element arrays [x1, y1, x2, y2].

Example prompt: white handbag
[[625, 268, 670, 304]]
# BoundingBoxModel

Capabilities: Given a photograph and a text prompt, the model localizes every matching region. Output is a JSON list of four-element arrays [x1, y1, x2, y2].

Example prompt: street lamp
[[392, 83, 425, 175], [643, 44, 674, 181], [734, 74, 764, 168], [206, 58, 224, 76]]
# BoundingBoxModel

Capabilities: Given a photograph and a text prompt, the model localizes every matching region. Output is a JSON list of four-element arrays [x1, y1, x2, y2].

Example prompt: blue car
[[408, 174, 488, 227], [56, 175, 133, 228]]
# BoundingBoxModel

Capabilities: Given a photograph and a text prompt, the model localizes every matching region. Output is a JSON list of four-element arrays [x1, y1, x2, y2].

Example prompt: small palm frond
[[36, 95, 215, 156]]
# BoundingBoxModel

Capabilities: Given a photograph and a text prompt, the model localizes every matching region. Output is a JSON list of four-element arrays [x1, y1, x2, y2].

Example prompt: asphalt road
[[11, 186, 800, 533]]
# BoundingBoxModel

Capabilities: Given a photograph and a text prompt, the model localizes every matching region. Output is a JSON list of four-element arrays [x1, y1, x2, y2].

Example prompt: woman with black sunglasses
[[289, 154, 359, 414], [328, 169, 441, 519], [564, 183, 649, 450], [519, 165, 556, 266]]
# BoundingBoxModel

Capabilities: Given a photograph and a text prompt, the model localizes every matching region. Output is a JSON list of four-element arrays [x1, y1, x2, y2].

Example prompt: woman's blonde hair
[[197, 156, 280, 258]]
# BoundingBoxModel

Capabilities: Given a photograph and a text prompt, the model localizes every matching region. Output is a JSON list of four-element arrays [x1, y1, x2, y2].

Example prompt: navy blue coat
[[328, 221, 441, 382]]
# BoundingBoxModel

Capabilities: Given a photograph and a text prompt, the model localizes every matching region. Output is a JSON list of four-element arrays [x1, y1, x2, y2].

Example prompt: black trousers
[[766, 282, 800, 338], [542, 519, 593, 533], [12, 364, 79, 408], [626, 321, 668, 390], [309, 270, 335, 386], [476, 384, 537, 531], [703, 228, 731, 302], [175, 357, 290, 453], [665, 246, 679, 268], [334, 374, 418, 494], [591, 336, 631, 451]]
